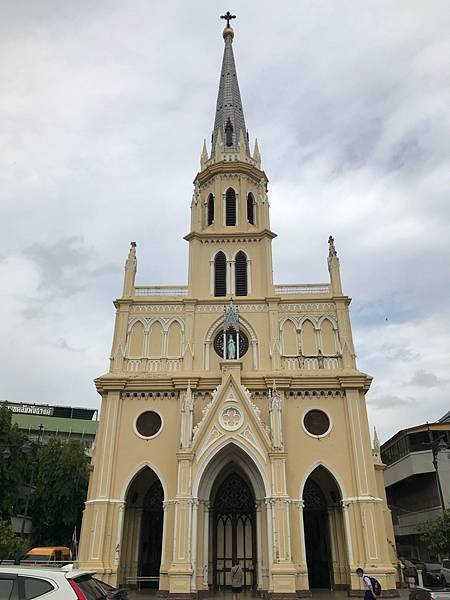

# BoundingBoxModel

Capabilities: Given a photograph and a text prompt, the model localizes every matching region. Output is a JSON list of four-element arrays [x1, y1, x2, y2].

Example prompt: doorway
[[119, 467, 164, 588], [212, 472, 256, 589]]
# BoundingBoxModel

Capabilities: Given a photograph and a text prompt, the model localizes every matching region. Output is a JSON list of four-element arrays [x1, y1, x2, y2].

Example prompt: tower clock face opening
[[213, 329, 249, 358]]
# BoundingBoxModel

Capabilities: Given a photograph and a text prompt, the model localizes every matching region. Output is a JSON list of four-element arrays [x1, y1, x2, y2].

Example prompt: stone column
[[168, 454, 195, 599], [255, 501, 263, 591], [269, 453, 297, 598], [202, 502, 210, 589]]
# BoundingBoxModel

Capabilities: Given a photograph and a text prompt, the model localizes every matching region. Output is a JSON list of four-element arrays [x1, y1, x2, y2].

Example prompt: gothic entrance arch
[[119, 467, 164, 588], [195, 443, 268, 593], [302, 466, 348, 590], [212, 472, 256, 589]]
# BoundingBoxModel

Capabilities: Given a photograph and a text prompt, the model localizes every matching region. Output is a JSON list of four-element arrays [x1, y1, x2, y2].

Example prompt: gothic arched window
[[235, 251, 248, 296], [225, 188, 236, 226], [207, 194, 214, 226], [214, 251, 227, 297], [247, 193, 255, 224]]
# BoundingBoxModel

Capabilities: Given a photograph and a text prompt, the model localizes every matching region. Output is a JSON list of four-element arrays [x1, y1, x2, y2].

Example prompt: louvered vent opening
[[207, 194, 214, 226], [214, 252, 227, 296], [235, 251, 247, 296], [247, 193, 254, 224], [225, 188, 236, 226]]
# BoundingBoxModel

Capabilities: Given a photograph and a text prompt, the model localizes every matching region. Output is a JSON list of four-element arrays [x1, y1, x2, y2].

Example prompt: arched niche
[[167, 320, 183, 357], [320, 318, 336, 355], [301, 320, 317, 355], [148, 322, 163, 358], [282, 319, 298, 356], [128, 321, 145, 357]]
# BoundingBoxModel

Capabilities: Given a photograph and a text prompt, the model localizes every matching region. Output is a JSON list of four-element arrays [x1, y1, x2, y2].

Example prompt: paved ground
[[127, 590, 410, 600]]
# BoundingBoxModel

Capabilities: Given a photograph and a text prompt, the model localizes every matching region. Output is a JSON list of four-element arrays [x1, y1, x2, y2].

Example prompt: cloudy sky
[[1, 1, 449, 442]]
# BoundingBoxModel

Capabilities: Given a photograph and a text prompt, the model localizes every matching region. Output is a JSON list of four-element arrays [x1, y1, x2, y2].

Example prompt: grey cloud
[[408, 370, 448, 388], [367, 394, 416, 410]]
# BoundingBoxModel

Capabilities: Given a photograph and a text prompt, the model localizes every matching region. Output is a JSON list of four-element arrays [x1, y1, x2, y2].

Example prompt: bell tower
[[186, 17, 276, 299]]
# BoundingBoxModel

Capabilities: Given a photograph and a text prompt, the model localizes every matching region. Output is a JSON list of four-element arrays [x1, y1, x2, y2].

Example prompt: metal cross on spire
[[220, 11, 236, 28]]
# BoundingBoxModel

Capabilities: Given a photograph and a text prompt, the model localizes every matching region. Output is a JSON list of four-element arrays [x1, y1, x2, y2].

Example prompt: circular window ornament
[[219, 406, 243, 431], [135, 411, 163, 439], [303, 409, 331, 437], [214, 330, 249, 358]]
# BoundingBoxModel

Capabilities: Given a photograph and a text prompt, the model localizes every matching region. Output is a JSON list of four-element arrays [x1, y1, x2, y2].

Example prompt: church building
[[77, 15, 398, 598]]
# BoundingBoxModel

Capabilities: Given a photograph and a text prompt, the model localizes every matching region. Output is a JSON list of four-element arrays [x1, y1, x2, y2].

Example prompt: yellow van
[[22, 546, 72, 563]]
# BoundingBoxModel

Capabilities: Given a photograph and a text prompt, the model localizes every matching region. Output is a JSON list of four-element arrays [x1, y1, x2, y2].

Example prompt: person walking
[[231, 560, 243, 600], [357, 568, 376, 600]]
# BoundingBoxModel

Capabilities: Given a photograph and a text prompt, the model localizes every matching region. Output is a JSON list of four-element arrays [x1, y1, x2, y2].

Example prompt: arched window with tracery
[[214, 251, 227, 297], [235, 251, 248, 296], [225, 188, 236, 226], [247, 193, 255, 224], [207, 194, 214, 226]]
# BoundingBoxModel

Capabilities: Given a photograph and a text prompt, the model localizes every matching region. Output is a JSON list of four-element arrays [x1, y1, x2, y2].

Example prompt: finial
[[128, 241, 137, 259], [221, 11, 236, 39], [328, 235, 337, 258], [373, 427, 380, 453]]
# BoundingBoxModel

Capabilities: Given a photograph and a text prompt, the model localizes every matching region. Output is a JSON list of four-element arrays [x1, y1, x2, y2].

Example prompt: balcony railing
[[275, 283, 330, 295], [135, 285, 188, 297]]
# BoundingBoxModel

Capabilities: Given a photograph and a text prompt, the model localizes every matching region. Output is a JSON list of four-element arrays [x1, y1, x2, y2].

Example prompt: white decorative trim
[[341, 496, 383, 504]]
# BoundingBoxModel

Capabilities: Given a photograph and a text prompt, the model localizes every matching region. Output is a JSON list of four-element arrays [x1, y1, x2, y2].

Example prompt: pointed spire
[[253, 138, 261, 168], [373, 427, 380, 453], [200, 139, 208, 170], [211, 15, 250, 158], [122, 241, 137, 298]]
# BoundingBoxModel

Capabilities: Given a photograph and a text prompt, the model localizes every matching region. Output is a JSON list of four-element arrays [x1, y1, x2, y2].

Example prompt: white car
[[0, 565, 127, 599], [442, 559, 450, 585]]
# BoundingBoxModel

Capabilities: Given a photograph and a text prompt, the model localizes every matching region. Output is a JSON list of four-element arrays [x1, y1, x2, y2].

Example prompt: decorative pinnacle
[[221, 11, 236, 28], [328, 235, 337, 258]]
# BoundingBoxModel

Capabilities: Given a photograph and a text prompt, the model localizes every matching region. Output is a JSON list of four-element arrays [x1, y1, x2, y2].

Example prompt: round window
[[213, 330, 249, 358], [303, 409, 330, 436], [136, 411, 162, 438]]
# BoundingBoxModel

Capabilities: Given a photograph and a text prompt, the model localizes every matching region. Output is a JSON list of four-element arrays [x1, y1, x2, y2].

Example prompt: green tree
[[0, 519, 24, 560], [417, 509, 450, 556], [0, 406, 30, 520], [30, 438, 89, 547]]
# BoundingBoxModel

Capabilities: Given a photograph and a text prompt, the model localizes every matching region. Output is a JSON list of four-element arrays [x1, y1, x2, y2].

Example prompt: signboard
[[2, 403, 54, 416]]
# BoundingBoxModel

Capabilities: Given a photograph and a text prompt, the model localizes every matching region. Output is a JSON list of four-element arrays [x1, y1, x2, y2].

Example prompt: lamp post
[[431, 436, 448, 513]]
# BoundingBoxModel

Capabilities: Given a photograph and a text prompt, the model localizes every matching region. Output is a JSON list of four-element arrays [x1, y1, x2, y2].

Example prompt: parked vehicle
[[0, 566, 128, 599], [401, 558, 445, 587], [424, 564, 446, 587], [441, 560, 450, 585], [21, 546, 72, 564], [409, 585, 450, 600]]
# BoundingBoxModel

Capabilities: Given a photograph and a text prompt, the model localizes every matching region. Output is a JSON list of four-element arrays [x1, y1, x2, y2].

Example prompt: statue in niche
[[227, 334, 236, 359]]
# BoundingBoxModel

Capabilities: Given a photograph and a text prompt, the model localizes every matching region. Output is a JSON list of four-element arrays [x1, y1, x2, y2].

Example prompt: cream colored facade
[[77, 22, 398, 599]]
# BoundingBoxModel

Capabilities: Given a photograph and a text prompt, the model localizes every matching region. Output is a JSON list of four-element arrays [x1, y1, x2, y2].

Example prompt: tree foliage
[[0, 406, 31, 519], [30, 438, 89, 547], [417, 509, 450, 555], [0, 519, 24, 560]]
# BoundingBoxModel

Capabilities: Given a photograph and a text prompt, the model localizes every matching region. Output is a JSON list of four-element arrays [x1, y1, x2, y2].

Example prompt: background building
[[381, 412, 450, 559], [0, 401, 98, 456]]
